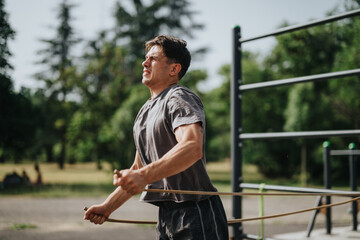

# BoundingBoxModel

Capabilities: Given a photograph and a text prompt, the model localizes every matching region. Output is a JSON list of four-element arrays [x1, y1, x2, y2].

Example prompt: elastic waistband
[[152, 196, 213, 209]]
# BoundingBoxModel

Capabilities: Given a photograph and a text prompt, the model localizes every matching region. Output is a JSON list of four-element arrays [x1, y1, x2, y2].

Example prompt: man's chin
[[142, 78, 151, 86]]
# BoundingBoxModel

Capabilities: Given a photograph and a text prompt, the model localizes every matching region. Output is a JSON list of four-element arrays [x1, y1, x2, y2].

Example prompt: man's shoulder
[[165, 84, 203, 109], [168, 84, 200, 99]]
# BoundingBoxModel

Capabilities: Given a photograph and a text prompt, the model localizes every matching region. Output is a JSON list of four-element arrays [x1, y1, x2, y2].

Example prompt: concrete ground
[[0, 195, 358, 239], [274, 226, 360, 240]]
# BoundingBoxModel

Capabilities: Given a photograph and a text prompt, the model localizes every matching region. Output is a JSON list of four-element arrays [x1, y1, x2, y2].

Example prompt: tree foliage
[[0, 0, 37, 163], [34, 0, 80, 168], [113, 0, 204, 64], [2, 0, 359, 185], [65, 0, 206, 170], [239, 1, 360, 181], [203, 64, 230, 162], [202, 1, 360, 181]]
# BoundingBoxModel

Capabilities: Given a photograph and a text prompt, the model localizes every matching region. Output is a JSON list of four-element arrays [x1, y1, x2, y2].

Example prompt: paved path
[[0, 195, 357, 239]]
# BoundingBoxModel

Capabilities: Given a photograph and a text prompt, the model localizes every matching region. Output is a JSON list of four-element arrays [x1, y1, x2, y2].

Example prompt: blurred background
[[1, 0, 360, 238]]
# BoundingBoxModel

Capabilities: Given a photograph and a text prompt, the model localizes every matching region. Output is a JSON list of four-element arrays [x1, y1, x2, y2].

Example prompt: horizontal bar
[[240, 183, 360, 196], [331, 150, 360, 156], [239, 69, 360, 91], [240, 9, 360, 43], [240, 130, 360, 140]]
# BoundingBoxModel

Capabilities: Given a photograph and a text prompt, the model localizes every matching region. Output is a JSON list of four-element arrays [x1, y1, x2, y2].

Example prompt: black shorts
[[154, 195, 229, 240]]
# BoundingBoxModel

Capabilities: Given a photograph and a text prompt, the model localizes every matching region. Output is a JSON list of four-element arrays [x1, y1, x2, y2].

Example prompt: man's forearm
[[103, 186, 133, 214], [140, 139, 202, 184], [105, 153, 142, 212]]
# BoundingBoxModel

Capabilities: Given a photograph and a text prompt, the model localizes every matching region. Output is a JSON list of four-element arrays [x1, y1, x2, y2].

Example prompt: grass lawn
[[0, 162, 115, 197], [0, 162, 114, 184], [0, 160, 296, 198]]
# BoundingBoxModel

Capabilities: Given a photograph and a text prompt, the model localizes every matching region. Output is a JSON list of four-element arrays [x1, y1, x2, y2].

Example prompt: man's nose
[[142, 58, 149, 67]]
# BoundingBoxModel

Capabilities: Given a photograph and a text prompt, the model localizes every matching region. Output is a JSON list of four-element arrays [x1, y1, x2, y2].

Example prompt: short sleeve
[[167, 88, 205, 132]]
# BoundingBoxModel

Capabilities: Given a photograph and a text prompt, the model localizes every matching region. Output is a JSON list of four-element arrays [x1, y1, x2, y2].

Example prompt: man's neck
[[149, 81, 178, 99]]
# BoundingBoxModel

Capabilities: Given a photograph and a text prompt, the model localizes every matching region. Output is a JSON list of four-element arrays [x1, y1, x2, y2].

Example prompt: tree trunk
[[301, 143, 307, 187], [58, 132, 66, 169], [45, 145, 54, 163]]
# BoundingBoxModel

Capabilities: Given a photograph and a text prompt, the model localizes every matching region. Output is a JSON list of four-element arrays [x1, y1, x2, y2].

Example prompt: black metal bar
[[306, 196, 323, 237], [349, 143, 358, 231], [240, 130, 360, 140], [323, 141, 332, 234], [331, 149, 360, 156], [240, 9, 360, 43], [233, 8, 360, 239], [231, 25, 243, 240], [240, 183, 360, 196], [239, 69, 360, 91]]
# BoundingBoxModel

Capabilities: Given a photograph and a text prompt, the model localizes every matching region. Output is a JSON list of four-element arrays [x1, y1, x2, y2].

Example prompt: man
[[84, 35, 229, 239]]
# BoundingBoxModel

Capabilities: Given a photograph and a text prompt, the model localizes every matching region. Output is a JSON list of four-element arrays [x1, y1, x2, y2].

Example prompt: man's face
[[142, 45, 173, 88]]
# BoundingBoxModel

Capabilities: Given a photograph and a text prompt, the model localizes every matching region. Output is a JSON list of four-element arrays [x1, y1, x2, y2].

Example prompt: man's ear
[[169, 63, 182, 77]]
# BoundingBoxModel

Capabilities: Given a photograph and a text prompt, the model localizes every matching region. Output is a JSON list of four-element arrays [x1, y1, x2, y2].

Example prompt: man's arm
[[117, 123, 203, 195], [84, 151, 143, 224]]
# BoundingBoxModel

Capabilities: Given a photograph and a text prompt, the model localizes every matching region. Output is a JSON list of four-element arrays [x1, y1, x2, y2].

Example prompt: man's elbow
[[190, 140, 203, 160]]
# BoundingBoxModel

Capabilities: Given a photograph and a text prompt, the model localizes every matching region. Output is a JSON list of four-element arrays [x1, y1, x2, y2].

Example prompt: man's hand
[[83, 204, 110, 225], [113, 169, 147, 195]]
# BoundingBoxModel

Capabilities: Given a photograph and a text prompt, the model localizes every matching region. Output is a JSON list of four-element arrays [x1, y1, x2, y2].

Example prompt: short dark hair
[[145, 35, 191, 80]]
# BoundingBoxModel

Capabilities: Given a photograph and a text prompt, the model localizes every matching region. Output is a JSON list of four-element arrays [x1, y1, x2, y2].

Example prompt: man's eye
[[145, 56, 158, 62]]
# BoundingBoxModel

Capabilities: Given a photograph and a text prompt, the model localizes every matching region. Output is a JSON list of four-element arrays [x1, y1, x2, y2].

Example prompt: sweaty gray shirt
[[133, 84, 217, 203]]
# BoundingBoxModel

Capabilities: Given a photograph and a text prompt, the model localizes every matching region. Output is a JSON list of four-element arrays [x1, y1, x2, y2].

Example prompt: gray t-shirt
[[133, 84, 217, 203]]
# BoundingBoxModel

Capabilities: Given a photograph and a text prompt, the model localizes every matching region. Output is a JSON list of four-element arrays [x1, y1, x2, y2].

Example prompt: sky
[[5, 0, 348, 92]]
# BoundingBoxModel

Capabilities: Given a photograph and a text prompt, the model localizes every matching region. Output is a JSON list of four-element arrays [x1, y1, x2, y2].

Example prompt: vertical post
[[231, 25, 243, 240], [349, 143, 358, 231], [323, 141, 332, 234]]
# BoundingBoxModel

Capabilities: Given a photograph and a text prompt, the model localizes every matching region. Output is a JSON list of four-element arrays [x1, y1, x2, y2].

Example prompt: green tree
[[276, 23, 342, 183], [0, 0, 14, 73], [255, 23, 343, 180], [239, 52, 296, 178], [67, 41, 130, 169], [112, 0, 206, 83], [249, 1, 360, 181], [35, 0, 80, 168], [98, 84, 149, 169], [203, 65, 230, 162], [0, 0, 16, 161], [322, 1, 360, 181], [68, 0, 207, 169], [0, 0, 37, 162], [329, 1, 360, 130], [30, 89, 60, 163]]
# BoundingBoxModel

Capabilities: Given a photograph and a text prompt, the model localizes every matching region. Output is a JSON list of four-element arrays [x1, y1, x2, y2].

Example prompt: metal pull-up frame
[[231, 8, 360, 240]]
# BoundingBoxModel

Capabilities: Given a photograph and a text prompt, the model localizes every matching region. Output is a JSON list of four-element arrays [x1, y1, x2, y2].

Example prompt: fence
[[231, 8, 360, 240]]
